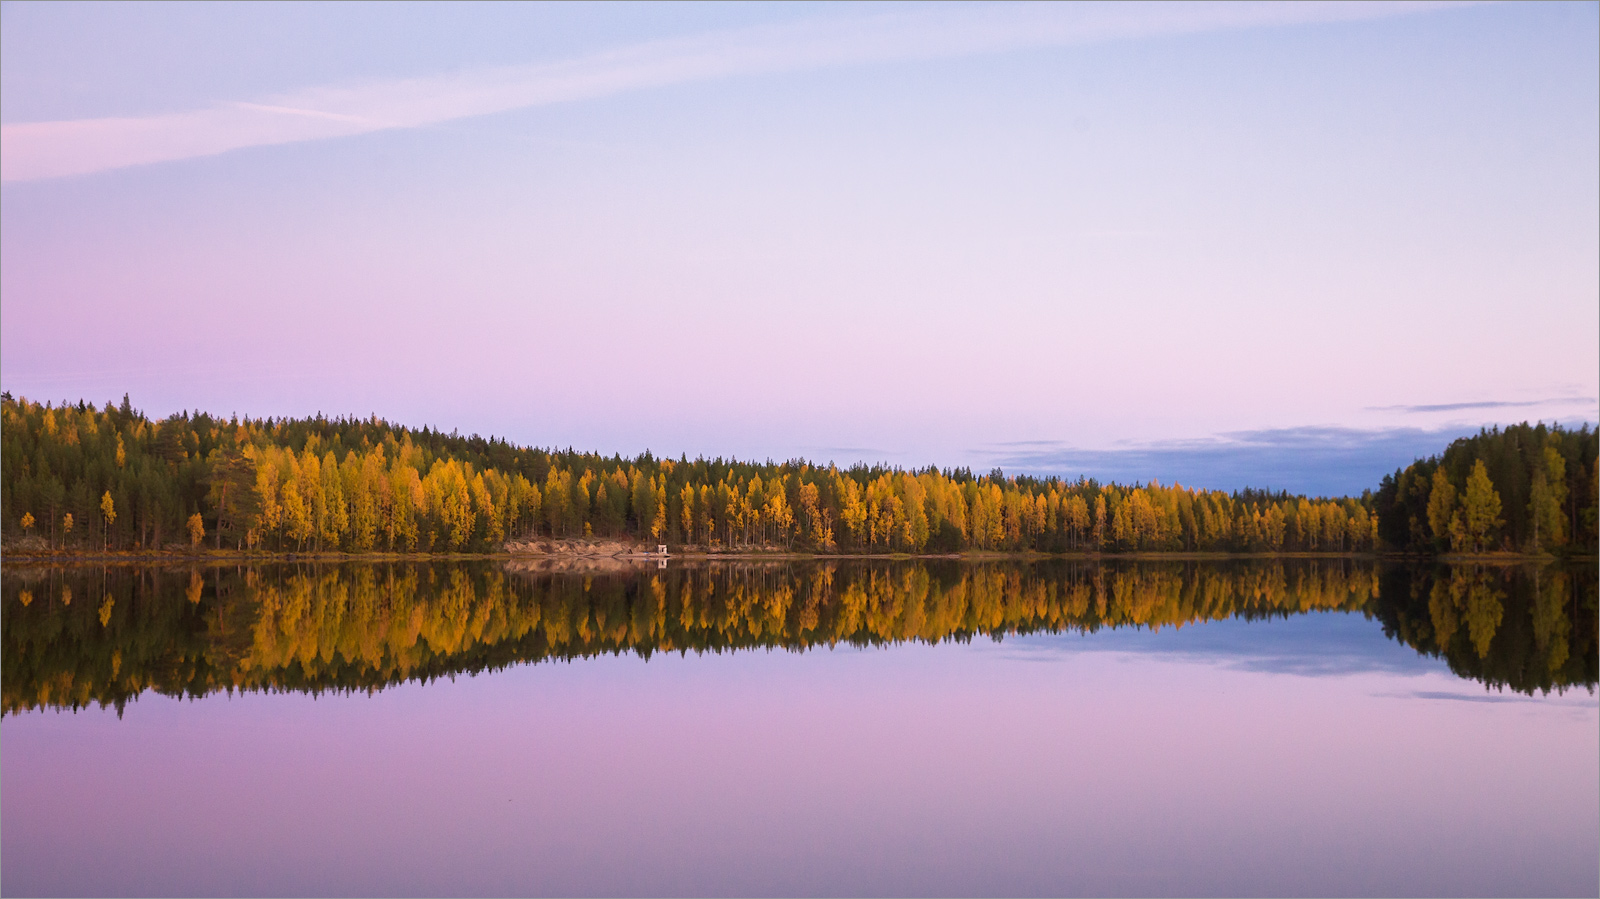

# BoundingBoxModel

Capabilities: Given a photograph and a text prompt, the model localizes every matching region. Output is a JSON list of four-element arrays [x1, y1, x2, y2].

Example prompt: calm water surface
[[2, 559, 1595, 897]]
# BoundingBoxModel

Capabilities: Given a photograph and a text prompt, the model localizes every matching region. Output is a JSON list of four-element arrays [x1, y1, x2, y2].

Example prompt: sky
[[2, 1, 1596, 495]]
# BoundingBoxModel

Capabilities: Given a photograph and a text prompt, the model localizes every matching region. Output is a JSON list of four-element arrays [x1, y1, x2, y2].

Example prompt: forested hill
[[1, 394, 1592, 556], [1374, 422, 1597, 555]]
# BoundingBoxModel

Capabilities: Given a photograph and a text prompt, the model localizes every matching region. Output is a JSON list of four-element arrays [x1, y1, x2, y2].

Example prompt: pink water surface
[[3, 628, 1596, 897]]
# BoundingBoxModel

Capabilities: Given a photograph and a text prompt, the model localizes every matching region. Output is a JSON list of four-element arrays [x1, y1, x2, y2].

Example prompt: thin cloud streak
[[1367, 397, 1597, 413], [1, 1, 1465, 182], [230, 102, 387, 127], [1404, 691, 1543, 704]]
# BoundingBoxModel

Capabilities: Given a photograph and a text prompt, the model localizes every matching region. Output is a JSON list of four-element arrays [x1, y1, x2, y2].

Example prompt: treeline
[[5, 559, 1591, 715], [1374, 423, 1598, 555], [3, 394, 1381, 555]]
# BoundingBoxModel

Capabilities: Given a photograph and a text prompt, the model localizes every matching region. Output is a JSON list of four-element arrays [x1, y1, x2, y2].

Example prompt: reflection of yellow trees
[[227, 562, 1380, 684], [1428, 579, 1460, 650], [1530, 569, 1572, 675], [1371, 563, 1596, 694], [243, 567, 534, 683], [1463, 577, 1505, 661], [1429, 568, 1506, 660], [5, 561, 1591, 714]]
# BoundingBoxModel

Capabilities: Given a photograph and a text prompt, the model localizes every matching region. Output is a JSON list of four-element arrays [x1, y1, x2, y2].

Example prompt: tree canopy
[[1374, 423, 1597, 555]]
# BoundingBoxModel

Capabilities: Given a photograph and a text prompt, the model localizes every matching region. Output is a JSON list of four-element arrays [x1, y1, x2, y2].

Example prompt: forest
[[1374, 422, 1598, 555], [2, 393, 1594, 556]]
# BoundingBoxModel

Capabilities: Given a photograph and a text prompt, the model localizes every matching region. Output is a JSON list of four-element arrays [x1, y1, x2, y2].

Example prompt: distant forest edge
[[2, 394, 1595, 557]]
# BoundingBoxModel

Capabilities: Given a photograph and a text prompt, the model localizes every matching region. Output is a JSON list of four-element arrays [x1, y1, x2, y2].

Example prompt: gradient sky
[[2, 1, 1596, 494]]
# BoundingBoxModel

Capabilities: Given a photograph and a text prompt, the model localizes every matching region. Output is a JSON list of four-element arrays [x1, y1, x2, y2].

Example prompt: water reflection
[[3, 559, 1594, 714], [1372, 563, 1596, 694]]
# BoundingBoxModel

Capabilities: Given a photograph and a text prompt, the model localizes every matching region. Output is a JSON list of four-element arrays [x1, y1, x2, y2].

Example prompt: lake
[[2, 558, 1595, 897]]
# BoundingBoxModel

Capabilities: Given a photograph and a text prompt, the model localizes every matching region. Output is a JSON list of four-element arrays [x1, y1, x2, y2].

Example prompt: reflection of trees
[[1428, 569, 1506, 661], [3, 560, 1592, 714], [1371, 564, 1596, 696]]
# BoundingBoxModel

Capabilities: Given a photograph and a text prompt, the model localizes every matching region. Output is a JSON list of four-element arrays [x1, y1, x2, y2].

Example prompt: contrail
[[1, 1, 1470, 183]]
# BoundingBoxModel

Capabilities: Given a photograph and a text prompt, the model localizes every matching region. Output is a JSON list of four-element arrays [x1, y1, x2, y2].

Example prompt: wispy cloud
[[1, 1, 1466, 182], [799, 446, 898, 465], [1401, 690, 1540, 704], [1367, 397, 1597, 414]]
